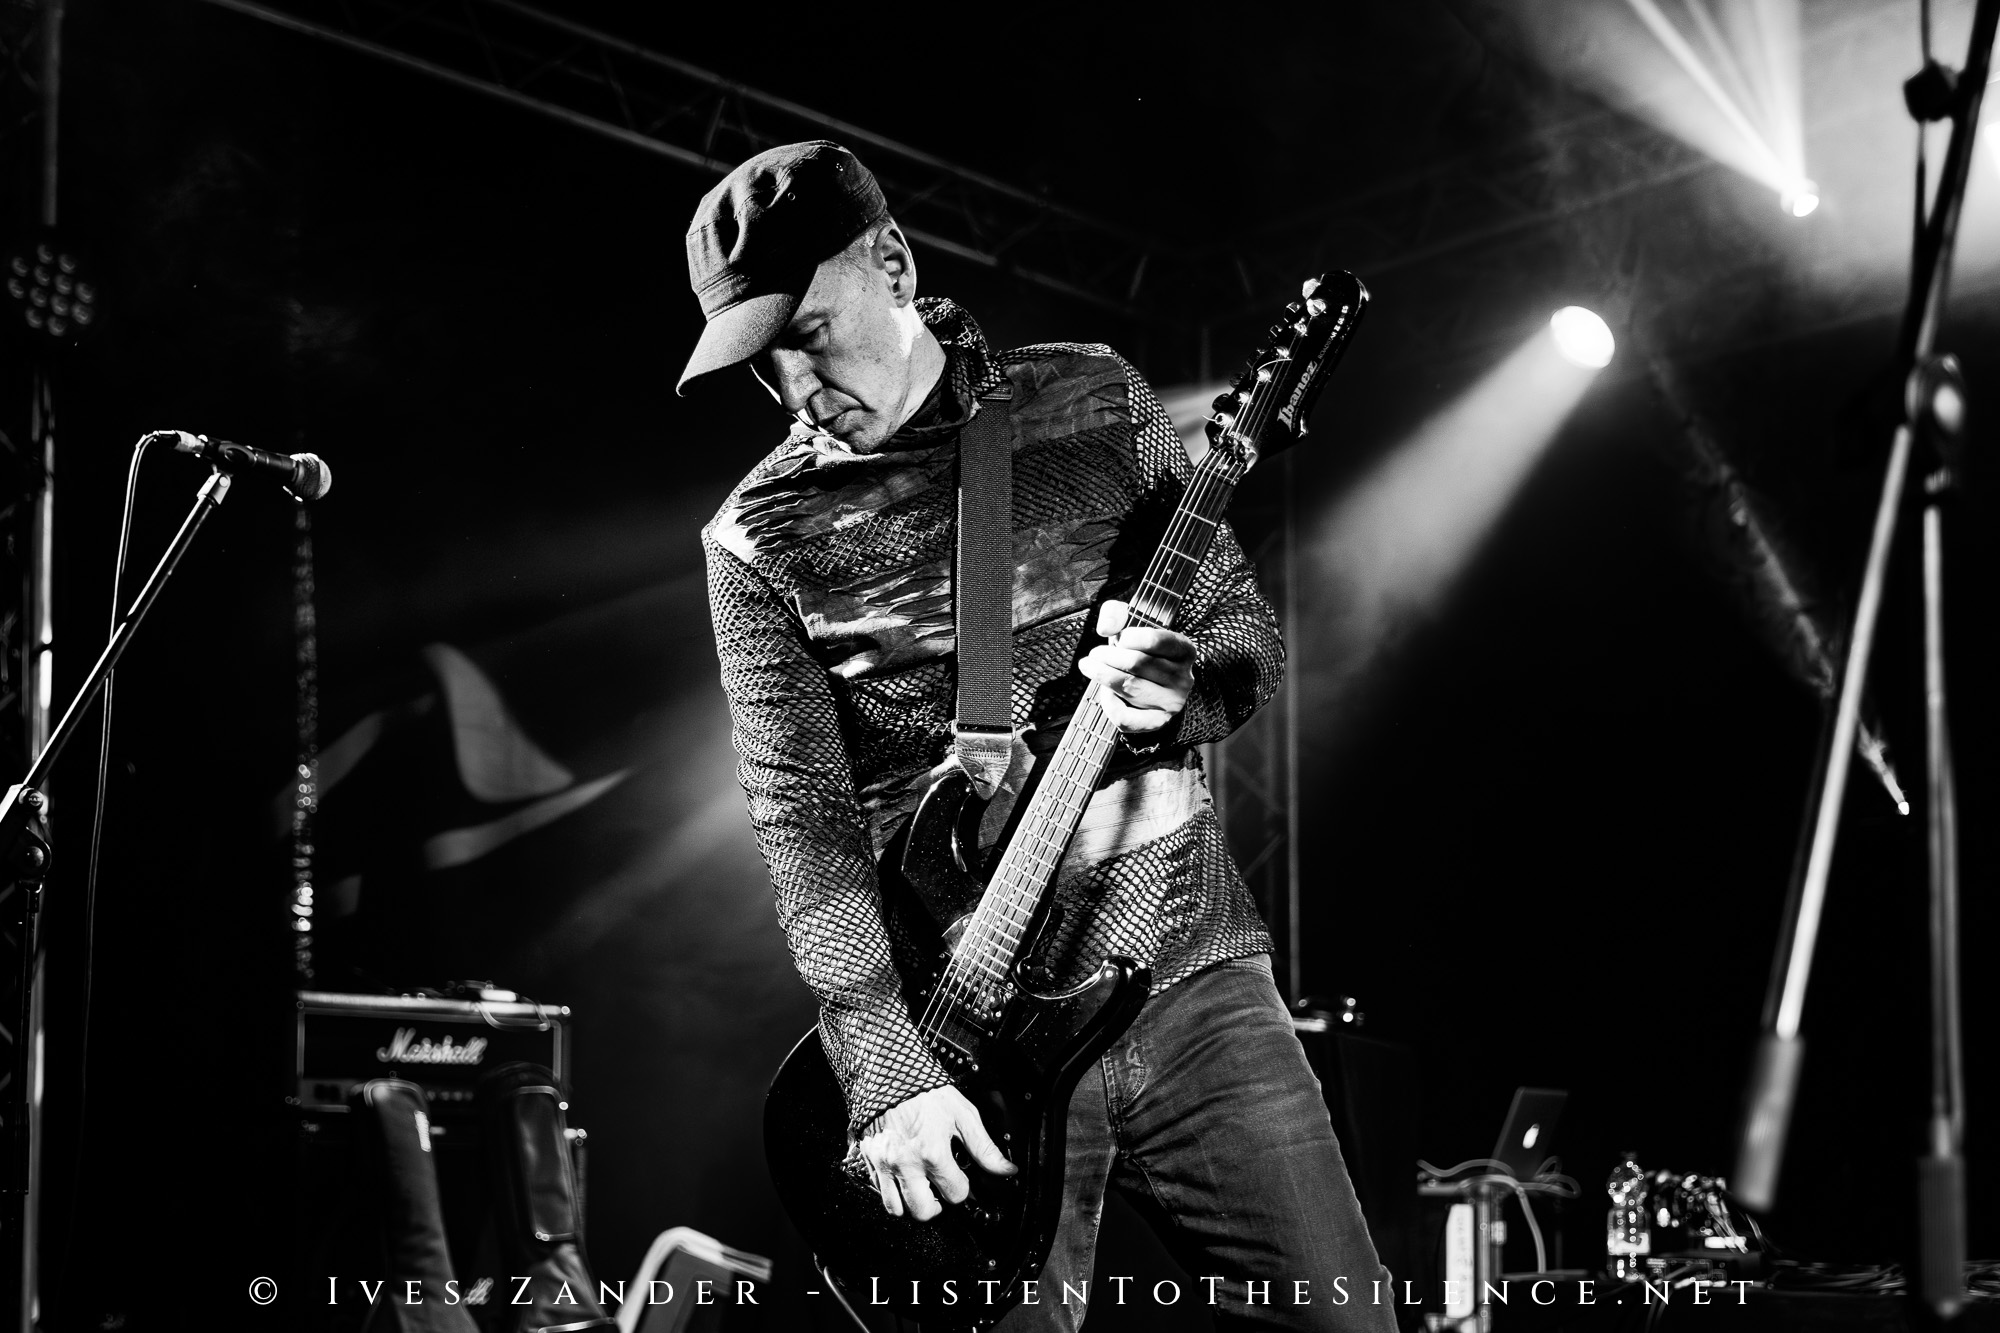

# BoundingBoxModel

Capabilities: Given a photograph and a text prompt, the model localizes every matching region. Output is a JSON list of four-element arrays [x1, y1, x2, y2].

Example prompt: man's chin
[[825, 419, 892, 452]]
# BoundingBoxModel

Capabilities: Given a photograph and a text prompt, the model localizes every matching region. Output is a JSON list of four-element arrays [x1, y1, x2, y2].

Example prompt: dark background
[[3, 0, 1994, 1328]]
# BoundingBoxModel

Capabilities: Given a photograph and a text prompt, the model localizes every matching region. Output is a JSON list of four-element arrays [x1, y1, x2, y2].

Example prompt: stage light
[[5, 242, 96, 342], [1515, 2, 1808, 206], [1782, 181, 1820, 217], [1550, 306, 1616, 368]]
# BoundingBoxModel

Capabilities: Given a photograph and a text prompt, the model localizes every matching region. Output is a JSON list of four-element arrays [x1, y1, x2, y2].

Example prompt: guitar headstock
[[1206, 271, 1368, 471]]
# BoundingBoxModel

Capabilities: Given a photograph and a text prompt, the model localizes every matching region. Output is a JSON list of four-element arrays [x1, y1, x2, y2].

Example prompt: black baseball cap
[[677, 140, 891, 394]]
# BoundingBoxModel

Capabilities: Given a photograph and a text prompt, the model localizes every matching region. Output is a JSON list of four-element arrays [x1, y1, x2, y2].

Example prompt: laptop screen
[[1491, 1087, 1567, 1178]]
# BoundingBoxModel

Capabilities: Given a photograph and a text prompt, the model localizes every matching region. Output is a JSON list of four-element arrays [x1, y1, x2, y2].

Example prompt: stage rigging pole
[[1734, 7, 1993, 1316], [13, 3, 61, 1329]]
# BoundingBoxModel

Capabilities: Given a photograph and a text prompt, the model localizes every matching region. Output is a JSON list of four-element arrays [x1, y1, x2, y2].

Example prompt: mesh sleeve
[[1119, 361, 1286, 751], [703, 534, 952, 1134]]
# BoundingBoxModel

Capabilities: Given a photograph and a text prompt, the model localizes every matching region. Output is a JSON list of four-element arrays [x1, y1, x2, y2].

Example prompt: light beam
[[1302, 323, 1611, 735], [1518, 0, 1813, 215]]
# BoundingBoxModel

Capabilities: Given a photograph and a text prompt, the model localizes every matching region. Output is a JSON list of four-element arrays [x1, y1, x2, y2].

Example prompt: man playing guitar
[[685, 140, 1393, 1332]]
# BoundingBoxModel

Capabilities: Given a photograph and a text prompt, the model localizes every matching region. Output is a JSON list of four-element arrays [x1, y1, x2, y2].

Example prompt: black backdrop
[[11, 2, 1997, 1330]]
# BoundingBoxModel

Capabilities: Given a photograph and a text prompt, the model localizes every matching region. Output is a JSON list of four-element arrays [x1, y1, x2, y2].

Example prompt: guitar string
[[914, 450, 1238, 1039], [921, 444, 1231, 1013], [915, 415, 1258, 1037], [915, 307, 1334, 1042], [917, 428, 1253, 1034], [918, 446, 1231, 1028], [915, 701, 1118, 1035]]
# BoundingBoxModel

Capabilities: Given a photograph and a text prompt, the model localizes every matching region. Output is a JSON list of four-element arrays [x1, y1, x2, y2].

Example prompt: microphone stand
[[1733, 0, 1992, 1316], [1915, 358, 1968, 1319], [2, 466, 234, 1311]]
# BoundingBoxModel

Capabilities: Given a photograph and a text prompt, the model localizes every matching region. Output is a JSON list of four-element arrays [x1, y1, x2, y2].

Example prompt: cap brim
[[676, 290, 801, 395]]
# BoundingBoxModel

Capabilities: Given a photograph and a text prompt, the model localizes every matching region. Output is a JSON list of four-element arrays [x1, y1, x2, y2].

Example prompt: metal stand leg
[[1472, 1182, 1500, 1333], [1735, 0, 2000, 1213], [1916, 473, 1966, 1317]]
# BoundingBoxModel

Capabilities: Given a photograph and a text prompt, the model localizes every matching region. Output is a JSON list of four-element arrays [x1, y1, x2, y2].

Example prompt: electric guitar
[[764, 272, 1369, 1328]]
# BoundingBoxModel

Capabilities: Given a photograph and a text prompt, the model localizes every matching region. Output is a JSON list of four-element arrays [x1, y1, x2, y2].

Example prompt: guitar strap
[[952, 384, 1017, 801]]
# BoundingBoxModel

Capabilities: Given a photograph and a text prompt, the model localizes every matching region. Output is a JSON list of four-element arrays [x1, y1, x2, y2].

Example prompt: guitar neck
[[954, 447, 1246, 982]]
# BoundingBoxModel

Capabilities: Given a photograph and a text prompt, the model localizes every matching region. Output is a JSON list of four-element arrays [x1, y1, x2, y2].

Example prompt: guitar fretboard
[[941, 445, 1247, 998]]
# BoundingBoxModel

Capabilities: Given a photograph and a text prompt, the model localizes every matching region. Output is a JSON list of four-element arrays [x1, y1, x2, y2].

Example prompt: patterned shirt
[[703, 298, 1280, 1133]]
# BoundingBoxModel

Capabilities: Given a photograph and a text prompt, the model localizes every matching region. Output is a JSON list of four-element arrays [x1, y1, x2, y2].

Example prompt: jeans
[[994, 954, 1397, 1332]]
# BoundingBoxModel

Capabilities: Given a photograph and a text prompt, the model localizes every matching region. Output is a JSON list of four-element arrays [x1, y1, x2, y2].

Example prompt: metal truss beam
[[196, 0, 1168, 318], [0, 3, 54, 1327], [1205, 464, 1299, 1005], [195, 0, 1759, 344]]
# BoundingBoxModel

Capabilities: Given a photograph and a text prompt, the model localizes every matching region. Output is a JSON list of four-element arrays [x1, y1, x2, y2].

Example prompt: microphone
[[148, 430, 333, 501]]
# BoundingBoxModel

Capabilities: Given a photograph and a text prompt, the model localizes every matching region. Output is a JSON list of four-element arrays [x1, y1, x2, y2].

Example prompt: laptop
[[1490, 1087, 1567, 1179]]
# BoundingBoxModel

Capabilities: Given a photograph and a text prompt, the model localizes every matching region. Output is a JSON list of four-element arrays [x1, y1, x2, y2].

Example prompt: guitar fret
[[956, 676, 1159, 970], [919, 285, 1358, 1049]]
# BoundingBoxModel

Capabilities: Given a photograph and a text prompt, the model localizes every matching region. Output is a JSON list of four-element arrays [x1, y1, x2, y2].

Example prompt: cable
[[1417, 1160, 1579, 1277], [1474, 1174, 1547, 1274], [820, 1258, 876, 1333], [59, 432, 155, 1292], [1714, 1182, 1778, 1257], [1767, 1260, 1906, 1295], [1538, 1172, 1582, 1198], [1417, 1157, 1515, 1179]]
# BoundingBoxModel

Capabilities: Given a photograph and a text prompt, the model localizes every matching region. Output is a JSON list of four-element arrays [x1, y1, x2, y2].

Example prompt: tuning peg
[[1301, 276, 1322, 298], [1284, 301, 1303, 317], [1212, 390, 1236, 411], [1305, 296, 1328, 317]]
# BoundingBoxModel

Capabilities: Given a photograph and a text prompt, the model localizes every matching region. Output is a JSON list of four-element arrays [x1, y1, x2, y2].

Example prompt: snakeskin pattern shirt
[[703, 298, 1281, 1133]]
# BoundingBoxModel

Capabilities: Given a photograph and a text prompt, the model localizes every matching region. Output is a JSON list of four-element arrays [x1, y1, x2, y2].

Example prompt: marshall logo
[[375, 1028, 490, 1066]]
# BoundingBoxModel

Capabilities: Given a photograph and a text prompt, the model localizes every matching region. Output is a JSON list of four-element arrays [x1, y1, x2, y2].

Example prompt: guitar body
[[765, 953, 1148, 1326], [762, 272, 1367, 1328], [898, 766, 998, 928]]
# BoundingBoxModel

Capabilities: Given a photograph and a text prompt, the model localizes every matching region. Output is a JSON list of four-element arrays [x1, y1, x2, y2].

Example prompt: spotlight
[[5, 239, 96, 343], [1781, 180, 1820, 218], [1550, 306, 1615, 369]]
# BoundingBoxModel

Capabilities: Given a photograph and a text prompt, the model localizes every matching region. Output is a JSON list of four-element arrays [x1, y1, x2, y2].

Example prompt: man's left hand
[[1078, 599, 1196, 734]]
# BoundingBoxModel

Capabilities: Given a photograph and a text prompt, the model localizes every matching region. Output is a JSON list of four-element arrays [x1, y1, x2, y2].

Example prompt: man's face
[[750, 235, 925, 453]]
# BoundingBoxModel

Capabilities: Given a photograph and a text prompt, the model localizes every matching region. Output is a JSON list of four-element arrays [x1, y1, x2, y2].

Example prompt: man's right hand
[[856, 1085, 1017, 1220]]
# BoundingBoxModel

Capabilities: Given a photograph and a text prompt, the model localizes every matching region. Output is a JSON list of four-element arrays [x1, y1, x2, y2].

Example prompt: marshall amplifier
[[294, 989, 571, 1115], [293, 990, 581, 1333]]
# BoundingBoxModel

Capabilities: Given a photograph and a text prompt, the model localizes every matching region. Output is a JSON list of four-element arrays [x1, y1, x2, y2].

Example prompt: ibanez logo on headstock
[[1207, 272, 1368, 469]]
